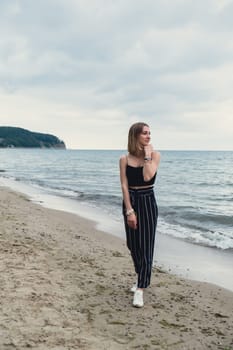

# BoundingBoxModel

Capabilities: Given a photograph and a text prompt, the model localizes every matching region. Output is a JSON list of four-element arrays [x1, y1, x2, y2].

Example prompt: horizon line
[[66, 148, 233, 152]]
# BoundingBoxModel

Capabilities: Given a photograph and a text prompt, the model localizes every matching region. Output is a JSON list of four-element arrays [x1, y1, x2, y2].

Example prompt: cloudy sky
[[1, 0, 233, 150]]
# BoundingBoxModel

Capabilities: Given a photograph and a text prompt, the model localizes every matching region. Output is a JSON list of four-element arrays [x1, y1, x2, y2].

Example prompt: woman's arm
[[119, 155, 137, 229], [143, 145, 161, 182]]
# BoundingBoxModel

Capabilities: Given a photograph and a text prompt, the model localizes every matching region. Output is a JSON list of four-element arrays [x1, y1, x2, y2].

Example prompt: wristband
[[126, 208, 135, 216]]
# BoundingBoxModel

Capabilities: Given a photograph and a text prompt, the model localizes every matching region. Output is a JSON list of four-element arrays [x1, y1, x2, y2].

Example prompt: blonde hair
[[128, 122, 149, 156]]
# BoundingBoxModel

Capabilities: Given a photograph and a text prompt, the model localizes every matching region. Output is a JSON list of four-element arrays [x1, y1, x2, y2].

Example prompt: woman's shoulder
[[152, 150, 161, 156], [119, 153, 128, 161], [152, 150, 161, 162], [119, 154, 128, 174]]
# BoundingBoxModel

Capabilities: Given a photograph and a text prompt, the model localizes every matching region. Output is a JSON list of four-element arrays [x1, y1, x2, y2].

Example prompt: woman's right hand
[[127, 213, 137, 230]]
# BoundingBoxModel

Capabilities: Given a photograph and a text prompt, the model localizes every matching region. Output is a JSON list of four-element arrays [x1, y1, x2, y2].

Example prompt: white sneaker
[[130, 283, 137, 293], [133, 289, 144, 308]]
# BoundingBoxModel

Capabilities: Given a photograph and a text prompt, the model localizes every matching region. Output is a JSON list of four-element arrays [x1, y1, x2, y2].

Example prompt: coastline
[[0, 186, 233, 349], [1, 176, 233, 292]]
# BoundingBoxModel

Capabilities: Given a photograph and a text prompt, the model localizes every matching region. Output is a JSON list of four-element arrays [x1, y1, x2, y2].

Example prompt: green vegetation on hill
[[0, 127, 66, 149]]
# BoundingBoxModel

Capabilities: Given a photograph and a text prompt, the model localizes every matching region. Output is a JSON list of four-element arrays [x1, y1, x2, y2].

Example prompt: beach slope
[[0, 187, 232, 350]]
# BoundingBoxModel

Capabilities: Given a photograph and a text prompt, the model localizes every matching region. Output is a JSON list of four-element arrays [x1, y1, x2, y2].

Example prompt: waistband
[[129, 186, 154, 195]]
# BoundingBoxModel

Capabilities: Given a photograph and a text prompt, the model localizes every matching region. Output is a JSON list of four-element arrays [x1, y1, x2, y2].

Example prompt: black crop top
[[126, 165, 156, 187]]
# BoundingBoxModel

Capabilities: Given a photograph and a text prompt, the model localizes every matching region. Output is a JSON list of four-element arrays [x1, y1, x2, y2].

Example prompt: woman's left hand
[[144, 144, 154, 157]]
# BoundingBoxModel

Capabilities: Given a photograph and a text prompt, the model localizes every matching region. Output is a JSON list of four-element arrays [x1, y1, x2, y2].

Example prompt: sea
[[1, 149, 233, 290]]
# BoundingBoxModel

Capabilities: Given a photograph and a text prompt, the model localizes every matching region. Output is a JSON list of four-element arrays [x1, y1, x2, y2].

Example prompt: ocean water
[[0, 149, 233, 251]]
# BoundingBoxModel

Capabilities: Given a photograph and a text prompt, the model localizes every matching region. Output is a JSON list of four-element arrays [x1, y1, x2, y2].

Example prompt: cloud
[[0, 0, 233, 149]]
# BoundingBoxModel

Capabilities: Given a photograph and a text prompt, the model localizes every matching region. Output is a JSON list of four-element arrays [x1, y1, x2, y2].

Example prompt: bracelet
[[144, 157, 152, 161], [126, 208, 135, 216]]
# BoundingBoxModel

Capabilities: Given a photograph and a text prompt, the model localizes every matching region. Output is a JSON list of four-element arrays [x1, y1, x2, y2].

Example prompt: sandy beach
[[0, 187, 232, 350]]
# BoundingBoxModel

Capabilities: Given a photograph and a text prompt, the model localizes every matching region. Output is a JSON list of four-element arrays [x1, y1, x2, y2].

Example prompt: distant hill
[[0, 127, 66, 149]]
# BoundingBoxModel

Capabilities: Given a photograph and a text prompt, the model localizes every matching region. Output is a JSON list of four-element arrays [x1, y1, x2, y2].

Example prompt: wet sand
[[0, 187, 232, 349]]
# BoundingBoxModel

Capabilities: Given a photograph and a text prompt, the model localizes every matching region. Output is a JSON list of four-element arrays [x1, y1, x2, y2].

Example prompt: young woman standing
[[119, 122, 160, 307]]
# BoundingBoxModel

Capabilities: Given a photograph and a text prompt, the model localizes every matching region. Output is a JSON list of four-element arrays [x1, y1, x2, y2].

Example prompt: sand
[[0, 187, 232, 350]]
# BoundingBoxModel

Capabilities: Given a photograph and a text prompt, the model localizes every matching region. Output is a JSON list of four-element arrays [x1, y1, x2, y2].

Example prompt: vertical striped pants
[[123, 187, 158, 289]]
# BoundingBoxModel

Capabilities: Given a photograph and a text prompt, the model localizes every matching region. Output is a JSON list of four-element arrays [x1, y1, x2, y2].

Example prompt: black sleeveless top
[[126, 164, 156, 187]]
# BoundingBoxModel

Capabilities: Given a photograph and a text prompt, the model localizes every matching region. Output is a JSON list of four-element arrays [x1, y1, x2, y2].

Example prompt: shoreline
[[1, 177, 233, 292], [0, 186, 233, 349]]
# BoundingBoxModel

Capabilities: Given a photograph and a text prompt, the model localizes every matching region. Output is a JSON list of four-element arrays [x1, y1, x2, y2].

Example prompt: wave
[[159, 206, 233, 227], [207, 195, 233, 202], [75, 193, 121, 207], [158, 219, 233, 250]]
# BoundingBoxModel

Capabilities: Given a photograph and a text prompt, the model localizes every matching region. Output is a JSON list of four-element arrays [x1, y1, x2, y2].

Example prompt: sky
[[0, 0, 233, 150]]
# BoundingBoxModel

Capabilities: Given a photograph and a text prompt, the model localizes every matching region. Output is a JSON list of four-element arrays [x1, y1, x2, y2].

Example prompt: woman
[[119, 122, 160, 307]]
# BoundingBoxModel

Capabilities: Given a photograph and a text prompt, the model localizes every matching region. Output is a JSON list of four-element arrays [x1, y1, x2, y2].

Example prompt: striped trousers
[[123, 187, 158, 289]]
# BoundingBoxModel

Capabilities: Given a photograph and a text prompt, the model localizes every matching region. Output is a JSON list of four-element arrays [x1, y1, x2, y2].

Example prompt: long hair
[[128, 122, 149, 156]]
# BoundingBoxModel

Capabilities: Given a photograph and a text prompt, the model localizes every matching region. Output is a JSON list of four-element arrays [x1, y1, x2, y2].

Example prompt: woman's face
[[138, 126, 151, 147]]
